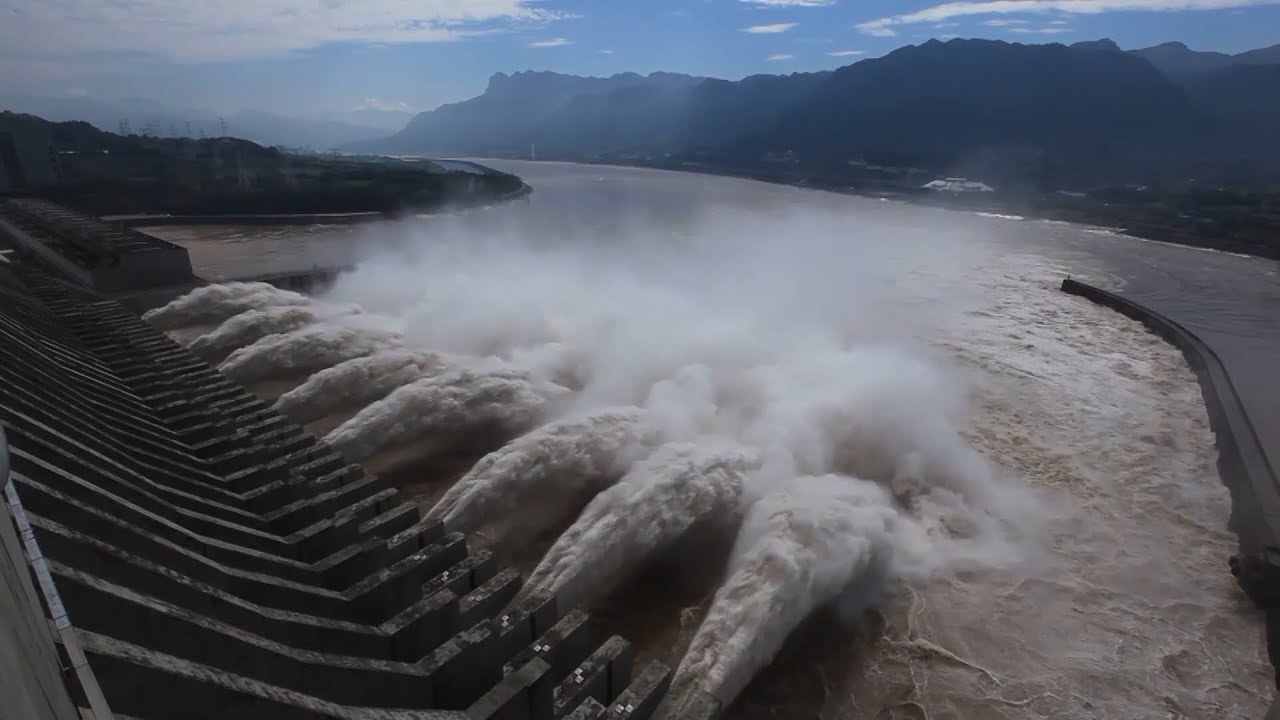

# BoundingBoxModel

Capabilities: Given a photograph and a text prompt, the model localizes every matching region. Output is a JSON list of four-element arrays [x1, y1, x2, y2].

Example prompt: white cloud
[[767, 53, 795, 60], [827, 49, 866, 56], [984, 18, 1030, 24], [529, 37, 571, 47], [1012, 24, 1074, 31], [1050, 17, 1071, 22], [743, 22, 799, 33], [740, 0, 834, 5], [856, 0, 1280, 37], [0, 0, 570, 63], [598, 49, 615, 54], [353, 97, 411, 112]]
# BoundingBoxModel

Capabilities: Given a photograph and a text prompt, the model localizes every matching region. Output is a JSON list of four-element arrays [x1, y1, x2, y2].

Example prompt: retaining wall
[[1061, 278, 1280, 551], [1061, 277, 1280, 699]]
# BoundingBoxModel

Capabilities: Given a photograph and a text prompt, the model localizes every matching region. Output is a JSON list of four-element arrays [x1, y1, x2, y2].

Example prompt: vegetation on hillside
[[633, 155, 1280, 260], [1, 111, 525, 216]]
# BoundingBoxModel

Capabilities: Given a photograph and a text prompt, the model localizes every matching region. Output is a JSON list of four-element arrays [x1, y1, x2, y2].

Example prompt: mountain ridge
[[0, 93, 393, 150], [1130, 40, 1280, 76], [357, 37, 1279, 188]]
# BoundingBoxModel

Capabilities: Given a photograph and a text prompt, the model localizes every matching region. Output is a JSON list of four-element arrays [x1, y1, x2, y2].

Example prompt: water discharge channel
[[144, 160, 1278, 719]]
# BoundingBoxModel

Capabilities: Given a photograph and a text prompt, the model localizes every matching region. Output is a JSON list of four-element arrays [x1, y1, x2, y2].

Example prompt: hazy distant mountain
[[1181, 63, 1280, 179], [354, 38, 1280, 187], [229, 109, 389, 149], [1185, 63, 1280, 122], [360, 71, 707, 156], [1233, 43, 1280, 65], [0, 93, 389, 149], [355, 69, 839, 159], [733, 39, 1210, 187], [1069, 39, 1124, 54], [346, 107, 415, 132], [1130, 40, 1280, 76]]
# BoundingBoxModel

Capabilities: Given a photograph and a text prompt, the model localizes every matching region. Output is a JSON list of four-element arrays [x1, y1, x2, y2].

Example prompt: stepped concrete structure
[[0, 201, 721, 719], [0, 198, 195, 294]]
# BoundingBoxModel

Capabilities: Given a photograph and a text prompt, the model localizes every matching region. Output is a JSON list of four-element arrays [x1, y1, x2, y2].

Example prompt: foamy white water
[[426, 406, 653, 534], [152, 162, 1270, 717], [219, 323, 401, 383], [273, 350, 450, 424], [187, 305, 321, 360], [671, 474, 903, 709], [143, 281, 308, 330], [323, 366, 569, 462], [520, 442, 759, 608]]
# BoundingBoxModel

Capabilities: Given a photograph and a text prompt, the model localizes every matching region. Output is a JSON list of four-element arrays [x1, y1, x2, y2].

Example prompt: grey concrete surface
[[2, 432, 81, 720], [0, 261, 649, 718]]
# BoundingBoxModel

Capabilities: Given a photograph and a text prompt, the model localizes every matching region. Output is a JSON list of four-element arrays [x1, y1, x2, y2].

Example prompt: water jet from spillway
[[426, 406, 654, 535], [518, 442, 759, 610], [143, 282, 309, 330], [273, 350, 451, 425], [218, 324, 402, 384], [187, 305, 356, 362], [667, 475, 903, 711], [323, 366, 570, 463]]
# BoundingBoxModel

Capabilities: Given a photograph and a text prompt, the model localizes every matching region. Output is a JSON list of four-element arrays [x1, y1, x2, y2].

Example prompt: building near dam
[[921, 177, 995, 193], [0, 199, 713, 719]]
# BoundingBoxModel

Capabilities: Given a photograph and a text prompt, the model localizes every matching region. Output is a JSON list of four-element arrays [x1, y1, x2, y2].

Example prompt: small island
[[0, 111, 528, 219]]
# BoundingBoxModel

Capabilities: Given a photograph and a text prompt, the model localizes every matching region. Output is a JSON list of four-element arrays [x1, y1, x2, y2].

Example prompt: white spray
[[323, 366, 570, 462], [273, 350, 450, 424], [187, 306, 320, 361], [426, 406, 654, 534], [669, 474, 908, 708], [218, 324, 401, 383], [143, 282, 309, 330], [519, 442, 760, 609], [186, 178, 1264, 716]]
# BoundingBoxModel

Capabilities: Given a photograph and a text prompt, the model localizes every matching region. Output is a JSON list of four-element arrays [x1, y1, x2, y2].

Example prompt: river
[[145, 159, 1277, 719]]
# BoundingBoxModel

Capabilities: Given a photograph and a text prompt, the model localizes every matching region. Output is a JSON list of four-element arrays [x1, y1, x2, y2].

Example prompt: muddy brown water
[[158, 160, 1278, 719]]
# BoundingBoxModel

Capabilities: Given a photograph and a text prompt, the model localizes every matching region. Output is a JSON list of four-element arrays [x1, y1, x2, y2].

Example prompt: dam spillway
[[5, 189, 1275, 719], [0, 201, 714, 719]]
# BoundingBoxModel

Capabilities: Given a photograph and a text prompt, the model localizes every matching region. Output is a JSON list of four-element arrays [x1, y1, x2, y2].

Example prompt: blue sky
[[2, 0, 1278, 120]]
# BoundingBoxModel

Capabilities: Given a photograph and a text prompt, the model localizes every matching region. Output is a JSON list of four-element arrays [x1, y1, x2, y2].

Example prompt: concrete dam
[[5, 189, 1276, 719], [0, 199, 716, 720]]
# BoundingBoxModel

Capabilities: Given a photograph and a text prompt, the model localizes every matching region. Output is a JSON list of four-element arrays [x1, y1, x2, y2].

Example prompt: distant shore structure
[[922, 177, 995, 193]]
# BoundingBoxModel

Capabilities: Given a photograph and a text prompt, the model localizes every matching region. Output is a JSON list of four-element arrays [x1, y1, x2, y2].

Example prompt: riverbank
[[569, 156, 1280, 261], [1, 112, 532, 220], [107, 182, 532, 228]]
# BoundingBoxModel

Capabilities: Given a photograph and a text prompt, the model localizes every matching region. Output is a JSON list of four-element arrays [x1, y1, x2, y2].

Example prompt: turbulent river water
[[145, 160, 1276, 719]]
